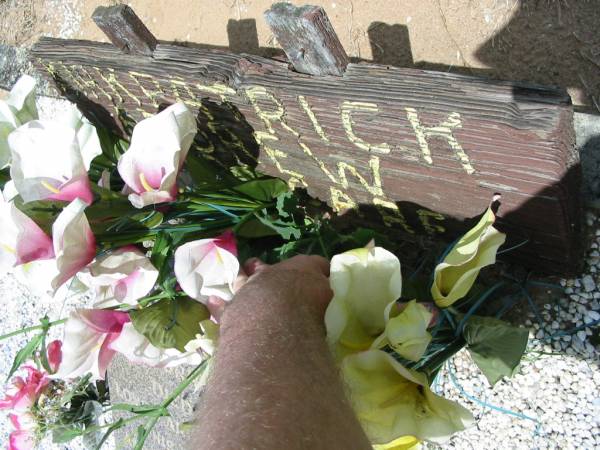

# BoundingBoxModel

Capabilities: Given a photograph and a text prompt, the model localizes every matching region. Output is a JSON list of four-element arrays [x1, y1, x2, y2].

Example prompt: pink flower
[[55, 309, 130, 380], [0, 367, 48, 412], [174, 230, 239, 302], [0, 196, 54, 274], [78, 246, 159, 308], [9, 413, 37, 447], [46, 340, 62, 373], [51, 198, 96, 291], [117, 103, 197, 208], [8, 413, 36, 450], [9, 120, 94, 204]]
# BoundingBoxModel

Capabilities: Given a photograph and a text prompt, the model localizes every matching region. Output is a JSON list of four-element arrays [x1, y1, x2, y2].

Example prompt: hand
[[213, 255, 333, 329]]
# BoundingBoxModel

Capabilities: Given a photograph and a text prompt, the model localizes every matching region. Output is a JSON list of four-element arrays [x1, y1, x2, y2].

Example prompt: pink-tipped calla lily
[[0, 196, 54, 274], [78, 246, 159, 308], [9, 120, 94, 204], [54, 309, 130, 381], [51, 198, 96, 291], [117, 103, 197, 208], [174, 230, 239, 302], [8, 413, 37, 450]]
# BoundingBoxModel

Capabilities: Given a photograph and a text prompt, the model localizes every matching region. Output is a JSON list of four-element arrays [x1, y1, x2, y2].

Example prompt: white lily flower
[[54, 309, 130, 381], [51, 199, 96, 291], [342, 349, 473, 445], [431, 207, 506, 308], [0, 196, 54, 274], [0, 75, 37, 168], [78, 246, 158, 308], [62, 105, 102, 170], [184, 319, 219, 357], [117, 103, 196, 208], [372, 300, 433, 362], [9, 121, 93, 204], [109, 323, 205, 368], [174, 230, 239, 302], [324, 246, 402, 356]]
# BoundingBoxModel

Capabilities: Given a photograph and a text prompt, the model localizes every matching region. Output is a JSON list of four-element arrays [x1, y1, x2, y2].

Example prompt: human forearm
[[190, 261, 371, 450]]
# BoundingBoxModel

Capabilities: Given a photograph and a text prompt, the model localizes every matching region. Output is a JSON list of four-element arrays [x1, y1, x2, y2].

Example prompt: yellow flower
[[373, 435, 421, 450], [342, 349, 473, 445], [325, 246, 402, 358], [431, 207, 506, 308], [373, 300, 433, 362]]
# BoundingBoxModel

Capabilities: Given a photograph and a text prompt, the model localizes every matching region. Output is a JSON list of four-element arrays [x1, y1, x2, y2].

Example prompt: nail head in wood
[[92, 4, 157, 56], [264, 2, 349, 76]]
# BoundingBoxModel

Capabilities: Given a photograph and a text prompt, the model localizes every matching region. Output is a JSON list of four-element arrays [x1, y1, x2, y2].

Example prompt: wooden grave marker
[[30, 3, 581, 273]]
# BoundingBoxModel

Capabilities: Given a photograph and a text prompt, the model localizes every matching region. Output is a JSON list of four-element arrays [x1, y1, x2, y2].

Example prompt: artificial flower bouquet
[[0, 76, 529, 449]]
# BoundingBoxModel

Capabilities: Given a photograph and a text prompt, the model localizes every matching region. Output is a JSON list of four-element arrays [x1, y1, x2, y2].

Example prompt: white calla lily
[[373, 300, 433, 362], [431, 207, 506, 308], [62, 105, 102, 170], [117, 103, 196, 208], [0, 75, 37, 168], [184, 319, 219, 357], [109, 323, 205, 368], [174, 230, 239, 302], [0, 196, 54, 274], [9, 121, 93, 204], [342, 349, 473, 445], [51, 199, 96, 291], [325, 246, 402, 355], [55, 309, 130, 381], [78, 246, 158, 308]]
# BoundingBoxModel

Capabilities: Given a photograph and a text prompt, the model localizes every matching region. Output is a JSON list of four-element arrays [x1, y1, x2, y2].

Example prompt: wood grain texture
[[92, 5, 157, 56], [30, 37, 581, 272], [264, 2, 349, 76]]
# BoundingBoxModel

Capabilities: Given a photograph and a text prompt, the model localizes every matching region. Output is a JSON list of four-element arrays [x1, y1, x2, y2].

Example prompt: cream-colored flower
[[372, 300, 433, 362], [342, 349, 473, 445], [325, 246, 402, 357], [431, 207, 506, 308]]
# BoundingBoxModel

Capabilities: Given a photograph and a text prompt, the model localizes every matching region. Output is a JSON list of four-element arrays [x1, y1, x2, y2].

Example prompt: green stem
[[0, 318, 66, 342]]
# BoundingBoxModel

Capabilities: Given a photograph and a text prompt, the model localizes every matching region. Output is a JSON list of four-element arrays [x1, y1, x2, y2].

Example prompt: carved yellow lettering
[[94, 67, 142, 106], [373, 197, 415, 234], [196, 82, 235, 102], [170, 78, 203, 108], [405, 108, 474, 174], [255, 131, 307, 189], [298, 95, 330, 143], [245, 86, 289, 135], [330, 187, 358, 212], [341, 101, 390, 154], [416, 209, 446, 234], [129, 71, 165, 107]]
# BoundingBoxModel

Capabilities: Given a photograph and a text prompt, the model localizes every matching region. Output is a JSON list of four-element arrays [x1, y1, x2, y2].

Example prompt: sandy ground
[[1, 0, 599, 109]]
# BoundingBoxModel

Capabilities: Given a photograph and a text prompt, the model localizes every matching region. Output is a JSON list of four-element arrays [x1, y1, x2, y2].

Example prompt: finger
[[243, 257, 267, 276], [206, 296, 226, 322], [283, 254, 330, 277], [233, 271, 249, 292]]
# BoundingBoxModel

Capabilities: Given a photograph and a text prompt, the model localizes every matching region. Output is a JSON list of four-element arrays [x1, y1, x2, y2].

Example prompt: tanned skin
[[189, 255, 371, 450]]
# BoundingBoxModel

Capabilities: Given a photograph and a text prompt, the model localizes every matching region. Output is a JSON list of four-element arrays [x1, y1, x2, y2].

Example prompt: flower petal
[[431, 207, 506, 308], [342, 349, 473, 445], [51, 199, 96, 291]]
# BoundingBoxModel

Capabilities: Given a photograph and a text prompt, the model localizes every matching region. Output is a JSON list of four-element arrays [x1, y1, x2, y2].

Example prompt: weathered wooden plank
[[264, 2, 349, 76], [92, 5, 157, 56], [30, 37, 581, 272]]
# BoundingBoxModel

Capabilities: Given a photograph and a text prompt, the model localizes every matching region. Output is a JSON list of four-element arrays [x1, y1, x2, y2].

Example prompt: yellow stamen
[[215, 248, 224, 264], [139, 173, 155, 192], [41, 180, 61, 194], [1, 243, 16, 254]]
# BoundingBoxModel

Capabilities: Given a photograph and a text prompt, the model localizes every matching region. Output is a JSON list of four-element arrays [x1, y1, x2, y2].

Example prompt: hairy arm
[[190, 256, 371, 450]]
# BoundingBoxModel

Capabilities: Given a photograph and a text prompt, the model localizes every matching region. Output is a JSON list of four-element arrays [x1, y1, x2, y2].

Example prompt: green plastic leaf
[[233, 178, 288, 202], [6, 333, 44, 380], [52, 426, 83, 443], [236, 216, 280, 238], [130, 297, 210, 352], [255, 212, 301, 240], [463, 315, 529, 386]]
